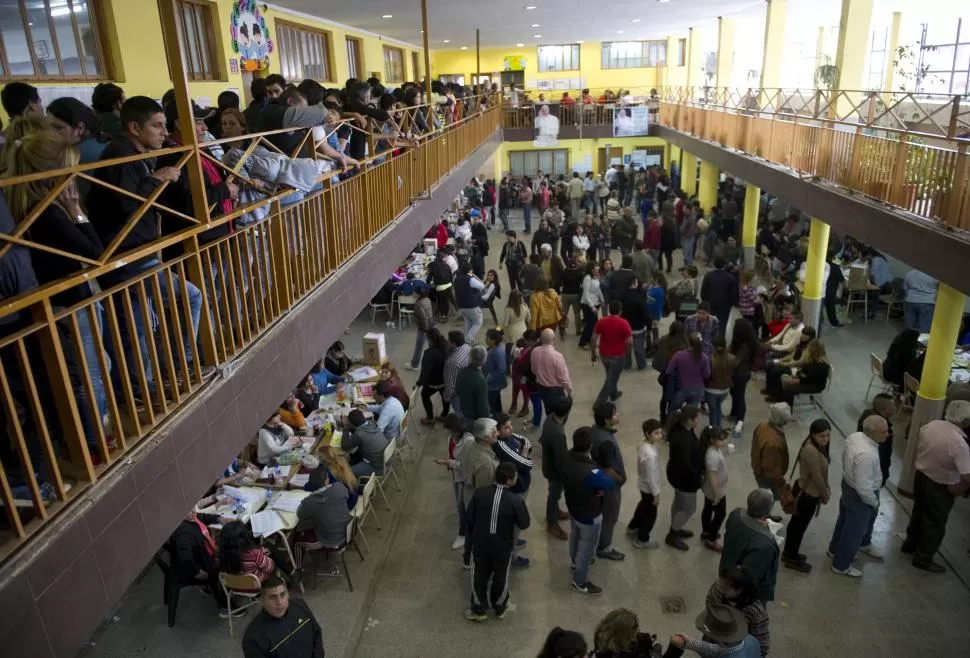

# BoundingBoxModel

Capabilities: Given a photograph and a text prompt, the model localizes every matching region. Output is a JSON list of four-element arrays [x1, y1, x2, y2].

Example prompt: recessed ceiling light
[[525, 5, 537, 9], [460, 46, 468, 50], [516, 43, 525, 47], [616, 30, 624, 34], [632, 18, 641, 23], [443, 39, 450, 43], [533, 34, 542, 38], [531, 23, 541, 27], [382, 14, 392, 18], [577, 40, 584, 43]]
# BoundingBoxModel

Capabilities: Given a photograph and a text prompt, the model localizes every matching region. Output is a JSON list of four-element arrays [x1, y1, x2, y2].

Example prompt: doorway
[[597, 146, 623, 174], [501, 71, 525, 88]]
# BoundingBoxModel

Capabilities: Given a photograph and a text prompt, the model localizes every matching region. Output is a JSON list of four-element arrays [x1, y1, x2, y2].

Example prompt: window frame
[[383, 44, 404, 82], [412, 50, 420, 80], [346, 35, 363, 80], [0, 0, 112, 81], [508, 148, 570, 177], [677, 38, 687, 67], [171, 0, 223, 82], [601, 40, 668, 69], [275, 19, 335, 83], [536, 44, 580, 72]]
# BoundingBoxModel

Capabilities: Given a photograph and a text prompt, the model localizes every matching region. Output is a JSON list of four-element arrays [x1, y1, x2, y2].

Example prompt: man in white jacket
[[762, 309, 805, 359]]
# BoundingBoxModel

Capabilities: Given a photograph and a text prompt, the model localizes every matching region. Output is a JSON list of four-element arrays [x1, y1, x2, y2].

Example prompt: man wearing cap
[[341, 409, 388, 479], [666, 602, 761, 657], [719, 489, 780, 602]]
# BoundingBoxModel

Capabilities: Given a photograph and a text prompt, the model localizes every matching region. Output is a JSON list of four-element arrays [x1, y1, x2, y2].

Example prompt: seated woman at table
[[278, 393, 309, 434], [169, 509, 237, 617], [294, 467, 352, 565], [295, 374, 321, 413], [305, 453, 359, 507], [219, 520, 294, 586], [310, 359, 344, 396], [883, 329, 920, 391], [256, 413, 300, 467], [775, 339, 831, 406], [763, 326, 816, 401], [325, 341, 352, 377], [379, 362, 411, 409]]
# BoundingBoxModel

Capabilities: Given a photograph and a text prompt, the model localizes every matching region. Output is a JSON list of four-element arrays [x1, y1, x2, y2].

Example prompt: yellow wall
[[497, 136, 669, 176], [2, 0, 423, 122], [432, 41, 688, 93]]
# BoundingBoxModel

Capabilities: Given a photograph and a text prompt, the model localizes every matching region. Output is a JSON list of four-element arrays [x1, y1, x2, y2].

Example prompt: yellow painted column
[[833, 0, 874, 115], [759, 0, 788, 91], [670, 144, 682, 166], [742, 184, 760, 268], [697, 161, 718, 211], [900, 283, 967, 493], [716, 17, 736, 89], [686, 27, 702, 89], [801, 218, 830, 329], [883, 12, 902, 91], [682, 152, 698, 197]]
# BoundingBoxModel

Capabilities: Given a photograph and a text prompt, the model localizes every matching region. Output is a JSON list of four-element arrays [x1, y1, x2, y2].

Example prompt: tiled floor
[[84, 210, 970, 657]]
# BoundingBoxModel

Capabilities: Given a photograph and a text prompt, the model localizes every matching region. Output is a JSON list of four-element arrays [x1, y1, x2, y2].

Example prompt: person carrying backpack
[[500, 230, 528, 292]]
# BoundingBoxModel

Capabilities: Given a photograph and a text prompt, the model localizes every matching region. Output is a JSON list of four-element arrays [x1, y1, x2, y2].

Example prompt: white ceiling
[[269, 0, 768, 50]]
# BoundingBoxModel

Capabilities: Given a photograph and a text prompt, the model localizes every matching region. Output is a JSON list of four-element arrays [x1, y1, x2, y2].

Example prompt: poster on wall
[[534, 103, 560, 147], [612, 106, 650, 137], [503, 55, 527, 71], [231, 0, 274, 72]]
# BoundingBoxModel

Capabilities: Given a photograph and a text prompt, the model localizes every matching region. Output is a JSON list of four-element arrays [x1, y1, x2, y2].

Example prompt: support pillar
[[686, 27, 701, 89], [682, 152, 698, 197], [883, 12, 902, 91], [716, 17, 736, 89], [801, 218, 830, 329], [759, 0, 788, 91], [742, 183, 760, 269], [899, 284, 966, 494], [833, 0, 874, 116], [698, 161, 718, 211]]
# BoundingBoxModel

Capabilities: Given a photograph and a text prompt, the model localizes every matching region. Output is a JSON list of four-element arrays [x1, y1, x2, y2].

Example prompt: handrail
[[0, 99, 500, 564]]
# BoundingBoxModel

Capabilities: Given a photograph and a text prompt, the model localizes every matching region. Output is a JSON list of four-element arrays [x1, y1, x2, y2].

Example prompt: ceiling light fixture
[[531, 23, 540, 27], [382, 14, 392, 18], [443, 39, 450, 43], [632, 18, 641, 23], [616, 30, 624, 34], [577, 40, 584, 43], [460, 46, 468, 50], [516, 43, 525, 47], [525, 5, 537, 9], [534, 34, 542, 38]]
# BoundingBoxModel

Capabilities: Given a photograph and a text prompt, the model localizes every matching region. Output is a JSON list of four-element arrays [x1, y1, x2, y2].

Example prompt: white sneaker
[[831, 565, 863, 578], [734, 420, 743, 433], [860, 544, 885, 560], [451, 536, 465, 550], [404, 363, 419, 371]]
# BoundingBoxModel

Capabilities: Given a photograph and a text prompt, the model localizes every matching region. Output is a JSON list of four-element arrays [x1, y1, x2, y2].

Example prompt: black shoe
[[784, 558, 812, 573], [769, 514, 783, 523], [901, 541, 916, 555], [611, 391, 623, 400], [675, 529, 694, 539], [596, 548, 626, 561], [665, 533, 689, 551], [571, 580, 603, 595], [912, 558, 945, 573]]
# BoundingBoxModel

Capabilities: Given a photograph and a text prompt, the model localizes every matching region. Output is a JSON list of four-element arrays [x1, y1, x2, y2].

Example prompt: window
[[537, 44, 580, 72], [171, 0, 221, 81], [346, 36, 362, 80], [412, 51, 420, 80], [508, 149, 569, 177], [601, 41, 667, 69], [383, 45, 404, 82], [678, 38, 687, 67], [0, 0, 108, 80], [917, 18, 970, 95], [276, 20, 333, 82]]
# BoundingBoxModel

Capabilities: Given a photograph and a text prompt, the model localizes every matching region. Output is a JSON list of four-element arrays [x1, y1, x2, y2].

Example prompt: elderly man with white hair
[[719, 489, 781, 602], [530, 328, 572, 415], [750, 402, 792, 522], [538, 243, 565, 291], [902, 400, 970, 573], [459, 417, 499, 569], [828, 414, 890, 578]]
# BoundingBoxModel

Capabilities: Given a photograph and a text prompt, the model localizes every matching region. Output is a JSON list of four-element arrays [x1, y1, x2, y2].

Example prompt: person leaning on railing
[[85, 95, 205, 396], [256, 85, 356, 168]]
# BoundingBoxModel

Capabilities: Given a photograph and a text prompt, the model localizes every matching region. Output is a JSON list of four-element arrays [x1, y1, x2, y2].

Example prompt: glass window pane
[[923, 45, 955, 70], [0, 0, 35, 75], [180, 4, 201, 77], [52, 1, 82, 76], [195, 5, 211, 78], [25, 1, 59, 76], [71, 0, 101, 76]]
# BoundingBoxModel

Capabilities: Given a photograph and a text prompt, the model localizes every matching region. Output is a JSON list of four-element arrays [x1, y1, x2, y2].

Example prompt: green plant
[[815, 54, 838, 90]]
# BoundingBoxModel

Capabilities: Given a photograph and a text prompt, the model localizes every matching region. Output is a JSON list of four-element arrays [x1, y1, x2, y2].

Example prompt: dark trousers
[[783, 487, 820, 559], [507, 264, 521, 291], [713, 309, 731, 340], [488, 389, 503, 415], [420, 385, 448, 419], [659, 373, 672, 422], [661, 248, 674, 272], [765, 364, 792, 399], [905, 470, 956, 562], [597, 488, 621, 551], [539, 386, 566, 414], [579, 303, 597, 347], [470, 549, 513, 615], [701, 496, 727, 540], [824, 292, 841, 326], [628, 491, 658, 542], [729, 372, 750, 422]]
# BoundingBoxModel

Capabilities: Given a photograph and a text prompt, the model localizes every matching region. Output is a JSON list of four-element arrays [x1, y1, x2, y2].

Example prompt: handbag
[[779, 450, 801, 515]]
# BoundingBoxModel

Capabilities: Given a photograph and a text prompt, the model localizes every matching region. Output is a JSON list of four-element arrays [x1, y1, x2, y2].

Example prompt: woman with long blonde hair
[[591, 608, 658, 657], [778, 339, 831, 406], [3, 119, 108, 445], [319, 450, 359, 507]]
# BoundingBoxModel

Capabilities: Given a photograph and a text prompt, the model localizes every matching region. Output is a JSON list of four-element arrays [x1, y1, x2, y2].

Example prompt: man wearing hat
[[666, 603, 761, 656], [719, 489, 780, 602]]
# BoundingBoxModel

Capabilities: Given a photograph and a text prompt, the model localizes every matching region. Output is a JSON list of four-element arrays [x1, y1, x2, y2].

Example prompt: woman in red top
[[219, 521, 293, 588], [431, 219, 449, 249], [643, 211, 662, 259]]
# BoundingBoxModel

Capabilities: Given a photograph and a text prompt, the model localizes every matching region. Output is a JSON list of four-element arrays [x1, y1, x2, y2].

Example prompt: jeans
[[701, 495, 727, 540], [409, 329, 426, 368], [905, 470, 956, 562], [546, 477, 565, 525], [670, 488, 698, 531], [682, 235, 696, 266], [71, 302, 109, 441], [499, 207, 509, 230], [625, 331, 647, 370], [115, 259, 203, 396], [459, 307, 483, 343], [628, 491, 658, 542], [783, 487, 820, 559], [569, 516, 602, 585], [672, 387, 704, 410], [705, 390, 729, 428], [579, 304, 598, 347], [596, 356, 625, 405], [522, 205, 532, 232], [530, 391, 543, 427], [561, 294, 581, 332], [583, 191, 595, 214], [828, 481, 878, 571], [729, 372, 751, 422], [905, 302, 934, 333]]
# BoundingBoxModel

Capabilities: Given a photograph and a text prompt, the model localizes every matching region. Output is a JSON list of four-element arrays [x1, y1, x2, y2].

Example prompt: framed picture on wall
[[534, 102, 560, 146]]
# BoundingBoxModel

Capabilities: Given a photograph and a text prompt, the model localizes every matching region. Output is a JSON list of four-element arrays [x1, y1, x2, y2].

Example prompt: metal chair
[[306, 517, 364, 592], [371, 438, 402, 510], [370, 299, 392, 325], [865, 353, 895, 402], [396, 294, 416, 330], [350, 475, 381, 553], [217, 573, 262, 636]]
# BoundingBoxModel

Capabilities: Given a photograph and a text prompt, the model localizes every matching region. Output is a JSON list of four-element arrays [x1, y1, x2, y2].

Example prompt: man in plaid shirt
[[684, 301, 720, 355]]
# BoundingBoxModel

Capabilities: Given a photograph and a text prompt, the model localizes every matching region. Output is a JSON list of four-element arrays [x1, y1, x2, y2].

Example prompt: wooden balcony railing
[[0, 97, 500, 563], [658, 86, 970, 232]]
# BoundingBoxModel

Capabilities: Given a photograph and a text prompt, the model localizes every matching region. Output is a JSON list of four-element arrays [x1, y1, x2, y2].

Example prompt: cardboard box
[[362, 332, 387, 367], [423, 238, 437, 256]]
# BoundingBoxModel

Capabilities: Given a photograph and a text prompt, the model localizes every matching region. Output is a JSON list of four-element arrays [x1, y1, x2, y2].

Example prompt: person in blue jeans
[[562, 426, 615, 595], [539, 395, 573, 540]]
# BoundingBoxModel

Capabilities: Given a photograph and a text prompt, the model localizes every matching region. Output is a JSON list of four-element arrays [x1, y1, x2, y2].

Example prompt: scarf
[[171, 136, 234, 221], [192, 517, 217, 557]]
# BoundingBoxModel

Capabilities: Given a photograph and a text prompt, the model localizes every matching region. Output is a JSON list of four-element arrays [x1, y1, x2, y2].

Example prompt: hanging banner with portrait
[[534, 103, 560, 146], [231, 0, 274, 72]]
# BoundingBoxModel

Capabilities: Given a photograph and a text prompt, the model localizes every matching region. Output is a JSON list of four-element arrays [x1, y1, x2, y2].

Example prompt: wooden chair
[[902, 372, 920, 411], [217, 573, 262, 636], [865, 353, 895, 402], [879, 292, 905, 322], [845, 267, 875, 324]]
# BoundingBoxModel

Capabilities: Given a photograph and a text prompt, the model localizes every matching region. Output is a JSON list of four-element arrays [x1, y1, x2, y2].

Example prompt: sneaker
[[512, 556, 530, 568], [495, 602, 518, 619], [860, 544, 885, 560], [462, 556, 471, 570], [674, 529, 694, 539], [570, 580, 603, 595], [831, 565, 863, 578], [464, 608, 488, 622], [451, 536, 465, 551], [702, 538, 723, 553], [734, 420, 743, 433], [404, 362, 419, 371], [515, 538, 527, 548], [912, 558, 946, 574], [665, 533, 689, 551], [633, 540, 660, 550], [596, 547, 626, 561]]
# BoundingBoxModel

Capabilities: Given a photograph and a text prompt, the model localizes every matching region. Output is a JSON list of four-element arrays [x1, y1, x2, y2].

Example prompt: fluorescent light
[[525, 5, 537, 9], [632, 18, 641, 23], [460, 46, 468, 50], [516, 43, 524, 47], [531, 23, 540, 27], [616, 30, 624, 34], [382, 14, 392, 18], [533, 34, 542, 38]]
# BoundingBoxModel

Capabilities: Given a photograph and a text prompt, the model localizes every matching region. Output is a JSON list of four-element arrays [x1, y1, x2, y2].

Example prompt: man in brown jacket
[[751, 402, 792, 522]]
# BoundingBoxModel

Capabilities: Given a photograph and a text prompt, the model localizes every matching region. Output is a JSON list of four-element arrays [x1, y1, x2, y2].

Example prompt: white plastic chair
[[351, 475, 381, 553], [396, 294, 416, 330], [370, 299, 392, 324], [371, 438, 402, 510]]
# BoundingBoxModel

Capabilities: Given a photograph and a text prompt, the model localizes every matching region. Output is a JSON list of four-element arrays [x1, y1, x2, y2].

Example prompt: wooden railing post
[[947, 95, 962, 139], [890, 135, 910, 207], [946, 142, 968, 228], [267, 199, 293, 311]]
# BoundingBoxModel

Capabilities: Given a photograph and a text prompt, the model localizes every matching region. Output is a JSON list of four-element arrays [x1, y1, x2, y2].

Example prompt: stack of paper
[[271, 497, 303, 513], [250, 510, 286, 537], [223, 486, 265, 505], [347, 366, 378, 381], [289, 473, 310, 488]]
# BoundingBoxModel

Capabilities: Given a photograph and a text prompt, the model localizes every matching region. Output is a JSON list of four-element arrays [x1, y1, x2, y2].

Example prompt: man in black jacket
[[541, 395, 573, 540], [493, 412, 534, 567], [589, 402, 627, 562], [242, 576, 325, 657], [465, 463, 530, 620], [170, 508, 236, 616], [700, 256, 739, 338], [499, 230, 527, 292]]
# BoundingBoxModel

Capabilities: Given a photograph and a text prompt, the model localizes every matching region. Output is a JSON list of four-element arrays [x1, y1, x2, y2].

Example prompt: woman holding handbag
[[781, 418, 832, 573]]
